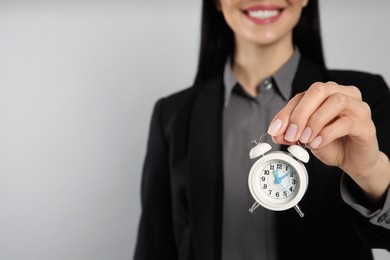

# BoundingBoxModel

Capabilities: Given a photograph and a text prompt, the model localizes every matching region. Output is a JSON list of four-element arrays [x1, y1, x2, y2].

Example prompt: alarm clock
[[248, 136, 309, 217]]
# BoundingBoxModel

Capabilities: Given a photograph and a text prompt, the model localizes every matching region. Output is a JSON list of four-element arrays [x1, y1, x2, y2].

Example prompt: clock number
[[292, 179, 296, 184], [277, 164, 282, 169], [263, 170, 270, 175], [275, 192, 280, 197], [270, 165, 274, 170], [263, 184, 267, 189], [283, 191, 287, 197], [261, 176, 266, 182]]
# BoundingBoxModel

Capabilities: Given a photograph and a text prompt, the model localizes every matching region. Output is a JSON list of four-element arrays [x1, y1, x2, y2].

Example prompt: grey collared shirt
[[222, 50, 300, 260]]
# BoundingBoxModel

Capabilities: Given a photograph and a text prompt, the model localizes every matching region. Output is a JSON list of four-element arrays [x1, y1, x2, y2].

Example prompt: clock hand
[[278, 182, 289, 194], [273, 170, 281, 184], [280, 172, 289, 180]]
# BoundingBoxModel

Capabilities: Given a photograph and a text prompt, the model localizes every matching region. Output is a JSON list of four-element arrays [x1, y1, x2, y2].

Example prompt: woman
[[134, 0, 390, 259]]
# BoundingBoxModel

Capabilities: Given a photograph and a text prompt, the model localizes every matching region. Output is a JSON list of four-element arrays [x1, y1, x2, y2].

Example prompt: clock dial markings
[[259, 161, 298, 200]]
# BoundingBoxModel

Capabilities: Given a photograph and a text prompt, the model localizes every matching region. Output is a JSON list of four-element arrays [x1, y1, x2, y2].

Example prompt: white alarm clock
[[248, 135, 309, 217]]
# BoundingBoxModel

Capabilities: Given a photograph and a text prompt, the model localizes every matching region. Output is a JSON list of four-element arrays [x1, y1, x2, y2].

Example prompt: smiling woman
[[0, 1, 389, 260], [133, 0, 390, 260]]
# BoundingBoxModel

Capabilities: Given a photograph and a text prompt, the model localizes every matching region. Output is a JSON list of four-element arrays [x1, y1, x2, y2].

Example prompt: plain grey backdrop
[[0, 0, 389, 259]]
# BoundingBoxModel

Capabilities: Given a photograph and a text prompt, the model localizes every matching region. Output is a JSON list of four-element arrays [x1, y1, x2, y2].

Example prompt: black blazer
[[134, 57, 390, 260]]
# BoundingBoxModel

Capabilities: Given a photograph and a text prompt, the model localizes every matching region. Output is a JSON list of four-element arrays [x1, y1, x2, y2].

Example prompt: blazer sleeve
[[133, 98, 178, 259], [340, 73, 390, 250]]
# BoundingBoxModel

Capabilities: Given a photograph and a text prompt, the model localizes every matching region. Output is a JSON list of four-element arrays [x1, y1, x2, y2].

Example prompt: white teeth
[[248, 10, 279, 19]]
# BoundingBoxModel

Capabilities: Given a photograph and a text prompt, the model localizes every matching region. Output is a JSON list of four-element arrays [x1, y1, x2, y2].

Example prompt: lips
[[242, 5, 284, 24]]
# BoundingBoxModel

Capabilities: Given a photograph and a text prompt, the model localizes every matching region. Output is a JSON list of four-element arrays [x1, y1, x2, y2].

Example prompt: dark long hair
[[194, 0, 325, 84]]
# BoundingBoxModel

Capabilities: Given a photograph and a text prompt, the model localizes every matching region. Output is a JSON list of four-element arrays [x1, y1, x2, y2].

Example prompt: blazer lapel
[[188, 76, 224, 260]]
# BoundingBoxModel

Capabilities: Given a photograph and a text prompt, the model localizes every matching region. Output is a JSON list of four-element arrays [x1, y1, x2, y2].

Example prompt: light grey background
[[0, 1, 389, 259]]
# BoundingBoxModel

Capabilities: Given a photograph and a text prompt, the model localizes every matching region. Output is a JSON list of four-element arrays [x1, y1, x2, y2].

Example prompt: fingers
[[267, 81, 370, 148], [267, 92, 305, 137]]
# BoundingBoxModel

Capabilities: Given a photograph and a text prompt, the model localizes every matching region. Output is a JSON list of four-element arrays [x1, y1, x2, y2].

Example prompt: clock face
[[258, 160, 298, 202], [248, 152, 308, 211]]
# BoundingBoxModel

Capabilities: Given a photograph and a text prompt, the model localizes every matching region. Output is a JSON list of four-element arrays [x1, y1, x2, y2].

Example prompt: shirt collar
[[223, 58, 237, 108], [223, 48, 301, 108]]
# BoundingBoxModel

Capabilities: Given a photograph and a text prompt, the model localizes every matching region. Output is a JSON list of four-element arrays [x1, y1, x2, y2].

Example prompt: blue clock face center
[[259, 160, 298, 200]]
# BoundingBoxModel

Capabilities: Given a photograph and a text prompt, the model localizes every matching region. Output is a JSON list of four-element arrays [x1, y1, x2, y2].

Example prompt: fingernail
[[310, 136, 323, 148], [300, 127, 312, 144], [284, 123, 298, 142], [268, 119, 282, 136]]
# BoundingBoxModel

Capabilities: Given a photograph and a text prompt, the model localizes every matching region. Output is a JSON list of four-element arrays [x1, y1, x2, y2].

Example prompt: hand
[[267, 81, 390, 201]]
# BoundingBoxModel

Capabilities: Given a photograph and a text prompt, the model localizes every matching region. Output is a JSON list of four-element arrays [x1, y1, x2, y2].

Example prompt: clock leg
[[294, 204, 305, 217], [249, 202, 260, 213]]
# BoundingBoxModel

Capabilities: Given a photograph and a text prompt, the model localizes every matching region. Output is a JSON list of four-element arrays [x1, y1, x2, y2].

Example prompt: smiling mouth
[[246, 9, 281, 19], [242, 6, 285, 24]]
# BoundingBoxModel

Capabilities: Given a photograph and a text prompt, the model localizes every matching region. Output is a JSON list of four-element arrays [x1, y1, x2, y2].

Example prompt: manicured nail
[[284, 123, 298, 142], [268, 119, 282, 136], [310, 136, 323, 148], [299, 127, 312, 144]]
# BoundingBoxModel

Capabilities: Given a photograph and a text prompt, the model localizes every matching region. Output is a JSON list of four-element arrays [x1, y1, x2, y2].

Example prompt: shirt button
[[265, 82, 273, 90], [378, 212, 388, 223]]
